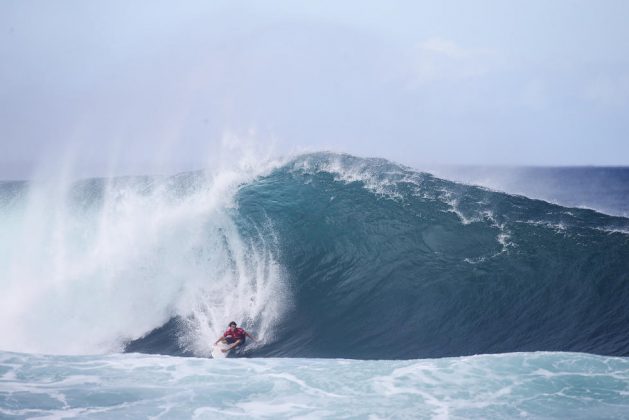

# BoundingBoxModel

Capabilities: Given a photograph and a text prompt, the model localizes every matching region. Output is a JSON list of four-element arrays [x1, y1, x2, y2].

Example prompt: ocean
[[1, 152, 628, 418]]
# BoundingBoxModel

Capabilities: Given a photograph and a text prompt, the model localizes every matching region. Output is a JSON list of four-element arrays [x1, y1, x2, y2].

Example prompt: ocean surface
[[1, 152, 628, 418], [2, 351, 628, 419]]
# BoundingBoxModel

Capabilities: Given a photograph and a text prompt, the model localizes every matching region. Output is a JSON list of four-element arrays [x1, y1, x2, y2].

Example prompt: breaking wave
[[1, 152, 628, 359]]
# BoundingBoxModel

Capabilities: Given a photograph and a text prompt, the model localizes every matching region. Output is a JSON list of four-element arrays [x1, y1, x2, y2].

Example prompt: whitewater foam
[[1, 351, 627, 419], [0, 157, 288, 356]]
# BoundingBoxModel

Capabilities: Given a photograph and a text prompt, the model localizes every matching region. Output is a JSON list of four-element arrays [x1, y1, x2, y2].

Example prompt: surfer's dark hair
[[229, 321, 237, 327]]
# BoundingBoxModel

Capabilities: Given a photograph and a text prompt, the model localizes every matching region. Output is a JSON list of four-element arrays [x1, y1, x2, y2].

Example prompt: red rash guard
[[224, 327, 246, 341]]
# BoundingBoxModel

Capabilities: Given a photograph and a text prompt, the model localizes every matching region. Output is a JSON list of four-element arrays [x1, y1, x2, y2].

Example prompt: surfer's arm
[[226, 339, 242, 350], [214, 336, 227, 345], [245, 331, 257, 341]]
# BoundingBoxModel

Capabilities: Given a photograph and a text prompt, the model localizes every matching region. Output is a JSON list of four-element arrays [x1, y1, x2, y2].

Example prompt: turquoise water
[[1, 351, 628, 419]]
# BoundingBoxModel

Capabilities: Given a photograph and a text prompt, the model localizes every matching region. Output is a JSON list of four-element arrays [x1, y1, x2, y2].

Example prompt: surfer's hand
[[222, 349, 228, 353]]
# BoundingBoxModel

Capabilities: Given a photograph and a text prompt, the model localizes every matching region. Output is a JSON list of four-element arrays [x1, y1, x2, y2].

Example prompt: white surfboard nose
[[211, 342, 231, 359]]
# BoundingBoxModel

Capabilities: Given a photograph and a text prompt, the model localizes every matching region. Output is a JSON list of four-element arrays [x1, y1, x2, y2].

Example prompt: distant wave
[[1, 153, 628, 359], [425, 165, 629, 218]]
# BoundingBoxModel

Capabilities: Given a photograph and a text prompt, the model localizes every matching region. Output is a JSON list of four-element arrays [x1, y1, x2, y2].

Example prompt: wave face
[[1, 153, 628, 359], [2, 351, 628, 419], [236, 154, 629, 359]]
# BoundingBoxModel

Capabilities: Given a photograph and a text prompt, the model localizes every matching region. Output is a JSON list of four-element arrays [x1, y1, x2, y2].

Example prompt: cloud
[[410, 37, 496, 86]]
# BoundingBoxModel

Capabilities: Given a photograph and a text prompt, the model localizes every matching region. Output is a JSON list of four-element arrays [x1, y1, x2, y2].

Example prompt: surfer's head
[[229, 321, 237, 329]]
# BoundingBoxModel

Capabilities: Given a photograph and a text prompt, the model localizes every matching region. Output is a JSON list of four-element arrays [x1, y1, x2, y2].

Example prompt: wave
[[1, 152, 628, 359]]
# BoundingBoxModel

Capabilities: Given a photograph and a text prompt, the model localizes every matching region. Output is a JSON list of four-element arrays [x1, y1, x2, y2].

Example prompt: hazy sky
[[1, 0, 629, 178]]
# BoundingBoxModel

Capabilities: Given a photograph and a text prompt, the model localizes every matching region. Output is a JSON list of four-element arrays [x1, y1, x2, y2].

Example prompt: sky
[[1, 0, 629, 179]]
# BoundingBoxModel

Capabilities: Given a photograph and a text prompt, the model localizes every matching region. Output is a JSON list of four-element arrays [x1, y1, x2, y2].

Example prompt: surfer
[[214, 321, 257, 353]]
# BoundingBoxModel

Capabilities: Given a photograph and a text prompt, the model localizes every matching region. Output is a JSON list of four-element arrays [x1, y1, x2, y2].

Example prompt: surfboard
[[211, 342, 231, 359]]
